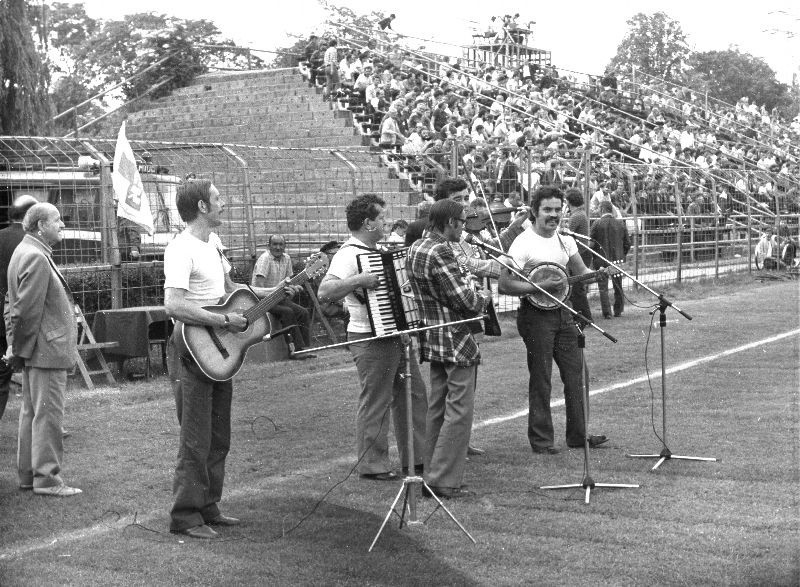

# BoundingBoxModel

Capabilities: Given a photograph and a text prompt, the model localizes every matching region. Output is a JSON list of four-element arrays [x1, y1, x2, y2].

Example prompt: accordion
[[356, 248, 422, 336]]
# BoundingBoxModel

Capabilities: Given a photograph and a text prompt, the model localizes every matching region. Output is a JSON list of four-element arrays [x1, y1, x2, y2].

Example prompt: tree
[[45, 9, 265, 124], [607, 12, 690, 82], [0, 0, 51, 135], [690, 48, 793, 114]]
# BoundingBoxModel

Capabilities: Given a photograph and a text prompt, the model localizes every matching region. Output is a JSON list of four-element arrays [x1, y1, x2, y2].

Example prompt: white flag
[[112, 121, 154, 236]]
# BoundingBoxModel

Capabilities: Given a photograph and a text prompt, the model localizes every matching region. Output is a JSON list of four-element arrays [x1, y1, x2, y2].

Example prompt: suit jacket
[[590, 214, 630, 268], [0, 222, 26, 295], [7, 234, 78, 369]]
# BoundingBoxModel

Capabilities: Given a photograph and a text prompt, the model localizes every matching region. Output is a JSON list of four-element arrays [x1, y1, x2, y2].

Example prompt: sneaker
[[33, 484, 82, 497]]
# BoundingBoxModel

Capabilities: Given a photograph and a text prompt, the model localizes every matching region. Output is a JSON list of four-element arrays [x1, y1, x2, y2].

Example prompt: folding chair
[[74, 305, 118, 389]]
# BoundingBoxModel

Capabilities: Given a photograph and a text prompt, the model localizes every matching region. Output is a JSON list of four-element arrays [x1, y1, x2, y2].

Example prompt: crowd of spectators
[[299, 32, 800, 224]]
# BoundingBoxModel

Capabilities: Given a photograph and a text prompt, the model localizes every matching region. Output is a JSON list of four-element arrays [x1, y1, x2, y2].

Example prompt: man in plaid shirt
[[407, 199, 490, 499]]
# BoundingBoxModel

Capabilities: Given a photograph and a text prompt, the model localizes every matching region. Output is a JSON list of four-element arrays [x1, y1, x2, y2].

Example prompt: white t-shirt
[[507, 228, 578, 275], [164, 231, 230, 305], [325, 236, 375, 334]]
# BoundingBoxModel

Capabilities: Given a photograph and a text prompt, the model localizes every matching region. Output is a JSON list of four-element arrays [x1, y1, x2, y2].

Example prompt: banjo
[[524, 261, 621, 310]]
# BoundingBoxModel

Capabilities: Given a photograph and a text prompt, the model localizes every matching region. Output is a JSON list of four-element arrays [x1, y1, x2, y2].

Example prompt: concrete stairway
[[125, 68, 419, 262]]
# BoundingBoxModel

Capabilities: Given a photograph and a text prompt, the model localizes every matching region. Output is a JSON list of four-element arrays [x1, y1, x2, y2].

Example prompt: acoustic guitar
[[524, 261, 621, 310], [181, 254, 329, 381]]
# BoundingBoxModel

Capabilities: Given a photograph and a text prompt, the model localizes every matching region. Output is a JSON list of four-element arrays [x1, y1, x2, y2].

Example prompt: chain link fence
[[0, 137, 421, 322]]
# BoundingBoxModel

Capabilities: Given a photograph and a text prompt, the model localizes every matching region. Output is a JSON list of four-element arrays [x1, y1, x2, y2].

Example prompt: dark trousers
[[597, 272, 624, 317], [0, 296, 10, 421], [517, 303, 586, 449], [167, 330, 233, 532], [269, 300, 311, 350], [569, 281, 593, 324]]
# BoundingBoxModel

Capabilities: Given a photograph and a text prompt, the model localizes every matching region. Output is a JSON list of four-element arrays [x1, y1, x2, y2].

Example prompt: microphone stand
[[570, 238, 717, 471], [475, 243, 638, 504], [292, 317, 480, 550]]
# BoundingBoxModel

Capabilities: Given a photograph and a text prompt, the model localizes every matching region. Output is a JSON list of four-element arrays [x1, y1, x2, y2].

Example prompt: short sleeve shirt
[[325, 236, 374, 334], [251, 252, 292, 288], [164, 231, 229, 305], [507, 228, 578, 276]]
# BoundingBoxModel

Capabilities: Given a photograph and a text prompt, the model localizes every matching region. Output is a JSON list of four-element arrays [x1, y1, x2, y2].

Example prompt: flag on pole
[[112, 121, 154, 235]]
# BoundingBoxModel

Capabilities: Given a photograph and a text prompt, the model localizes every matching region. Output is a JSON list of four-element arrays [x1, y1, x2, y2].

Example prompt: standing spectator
[[379, 109, 405, 149], [7, 203, 80, 496], [251, 235, 316, 359], [590, 201, 630, 318], [323, 39, 339, 100], [0, 194, 37, 421], [407, 200, 490, 499], [496, 148, 520, 199], [565, 189, 593, 322], [377, 13, 396, 30]]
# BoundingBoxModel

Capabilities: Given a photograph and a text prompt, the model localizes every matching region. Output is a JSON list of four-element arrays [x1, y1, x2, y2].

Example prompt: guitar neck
[[568, 267, 615, 286], [244, 271, 308, 321]]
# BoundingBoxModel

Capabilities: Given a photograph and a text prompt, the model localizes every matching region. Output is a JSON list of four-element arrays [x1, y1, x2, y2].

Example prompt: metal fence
[[0, 136, 421, 321], [1, 135, 796, 322]]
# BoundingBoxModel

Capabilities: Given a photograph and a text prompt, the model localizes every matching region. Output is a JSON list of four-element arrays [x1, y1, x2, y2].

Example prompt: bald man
[[0, 194, 38, 421]]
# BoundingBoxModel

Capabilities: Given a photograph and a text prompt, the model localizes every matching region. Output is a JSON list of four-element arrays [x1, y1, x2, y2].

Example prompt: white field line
[[476, 328, 799, 429], [1, 328, 797, 560]]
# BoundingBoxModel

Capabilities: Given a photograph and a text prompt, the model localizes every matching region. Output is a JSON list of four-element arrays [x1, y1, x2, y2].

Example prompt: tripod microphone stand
[[471, 241, 637, 503], [540, 322, 639, 503], [293, 317, 481, 550], [569, 238, 717, 471]]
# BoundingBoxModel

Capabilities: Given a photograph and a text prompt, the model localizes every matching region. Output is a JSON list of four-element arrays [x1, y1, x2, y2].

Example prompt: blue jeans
[[167, 329, 233, 532], [517, 303, 586, 449]]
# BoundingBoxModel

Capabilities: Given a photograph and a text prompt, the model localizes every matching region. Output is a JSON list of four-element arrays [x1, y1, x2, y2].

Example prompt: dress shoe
[[401, 464, 424, 476], [359, 471, 398, 481], [532, 445, 561, 455], [467, 445, 485, 456], [289, 352, 316, 360], [568, 435, 609, 449], [62, 429, 71, 439], [603, 314, 613, 319], [614, 312, 623, 317], [33, 484, 82, 497], [207, 514, 241, 526], [19, 483, 33, 491], [174, 525, 218, 539], [423, 486, 474, 499]]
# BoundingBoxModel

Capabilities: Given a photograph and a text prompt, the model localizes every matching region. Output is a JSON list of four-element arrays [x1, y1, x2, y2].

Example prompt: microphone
[[558, 227, 593, 241], [463, 233, 514, 259]]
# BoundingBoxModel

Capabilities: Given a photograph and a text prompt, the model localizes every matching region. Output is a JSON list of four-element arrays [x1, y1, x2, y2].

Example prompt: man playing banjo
[[498, 185, 609, 455]]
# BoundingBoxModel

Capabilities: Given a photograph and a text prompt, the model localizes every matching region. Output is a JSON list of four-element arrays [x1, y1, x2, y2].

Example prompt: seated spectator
[[387, 219, 408, 244], [316, 241, 349, 324], [251, 235, 315, 359]]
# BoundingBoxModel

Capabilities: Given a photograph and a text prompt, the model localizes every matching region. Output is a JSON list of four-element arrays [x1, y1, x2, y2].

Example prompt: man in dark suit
[[7, 203, 81, 496], [0, 194, 38, 421], [590, 201, 630, 318], [565, 188, 592, 323]]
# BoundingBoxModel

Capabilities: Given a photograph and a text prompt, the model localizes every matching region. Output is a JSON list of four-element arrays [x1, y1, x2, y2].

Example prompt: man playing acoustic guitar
[[498, 185, 609, 455], [164, 179, 301, 539]]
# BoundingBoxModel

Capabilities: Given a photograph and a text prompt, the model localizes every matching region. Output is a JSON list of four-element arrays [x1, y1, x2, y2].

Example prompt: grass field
[[0, 276, 798, 586]]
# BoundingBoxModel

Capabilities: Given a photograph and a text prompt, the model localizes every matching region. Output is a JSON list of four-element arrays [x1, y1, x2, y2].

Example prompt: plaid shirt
[[407, 231, 488, 367]]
